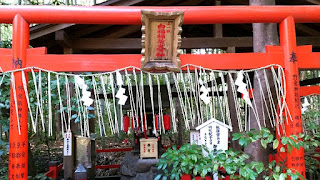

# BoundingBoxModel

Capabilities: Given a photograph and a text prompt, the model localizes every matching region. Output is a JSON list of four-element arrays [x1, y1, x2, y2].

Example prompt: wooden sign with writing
[[141, 10, 184, 71]]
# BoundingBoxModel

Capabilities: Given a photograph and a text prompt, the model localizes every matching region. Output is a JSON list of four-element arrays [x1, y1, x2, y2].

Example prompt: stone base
[[120, 152, 161, 180]]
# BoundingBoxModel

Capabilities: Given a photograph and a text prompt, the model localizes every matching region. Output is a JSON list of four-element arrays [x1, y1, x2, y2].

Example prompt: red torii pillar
[[280, 16, 305, 176], [9, 15, 29, 180]]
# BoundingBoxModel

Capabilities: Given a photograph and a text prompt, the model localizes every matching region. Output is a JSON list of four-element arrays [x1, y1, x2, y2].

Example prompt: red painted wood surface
[[96, 147, 133, 153], [19, 52, 283, 72], [1, 48, 319, 72], [280, 16, 305, 177], [95, 165, 121, 169], [45, 164, 63, 179], [300, 86, 320, 97], [9, 15, 29, 180], [1, 6, 320, 24]]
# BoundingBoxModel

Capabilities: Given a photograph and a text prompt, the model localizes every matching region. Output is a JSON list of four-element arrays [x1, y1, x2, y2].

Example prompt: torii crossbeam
[[1, 5, 320, 179]]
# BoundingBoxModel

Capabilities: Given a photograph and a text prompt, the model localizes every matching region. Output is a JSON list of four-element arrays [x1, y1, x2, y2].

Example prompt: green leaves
[[232, 132, 242, 141], [156, 143, 212, 179], [273, 139, 279, 149], [239, 137, 249, 147], [261, 139, 267, 149], [156, 125, 319, 180]]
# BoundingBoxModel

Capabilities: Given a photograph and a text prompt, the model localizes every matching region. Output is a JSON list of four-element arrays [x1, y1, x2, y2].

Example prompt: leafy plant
[[155, 143, 212, 180], [212, 149, 264, 180], [155, 126, 319, 180], [232, 127, 319, 180]]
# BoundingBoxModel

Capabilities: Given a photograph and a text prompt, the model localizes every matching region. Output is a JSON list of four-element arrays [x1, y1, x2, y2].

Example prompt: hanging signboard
[[196, 119, 232, 156], [141, 10, 184, 71], [64, 132, 72, 156]]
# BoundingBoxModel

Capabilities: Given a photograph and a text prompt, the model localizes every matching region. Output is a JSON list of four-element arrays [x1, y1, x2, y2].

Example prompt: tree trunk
[[28, 143, 37, 177], [246, 0, 279, 179]]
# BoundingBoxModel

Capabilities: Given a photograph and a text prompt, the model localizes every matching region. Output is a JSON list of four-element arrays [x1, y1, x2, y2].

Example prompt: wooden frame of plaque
[[141, 10, 184, 71]]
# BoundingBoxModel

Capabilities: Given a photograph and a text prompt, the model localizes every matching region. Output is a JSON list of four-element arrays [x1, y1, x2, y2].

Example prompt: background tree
[[246, 0, 279, 179]]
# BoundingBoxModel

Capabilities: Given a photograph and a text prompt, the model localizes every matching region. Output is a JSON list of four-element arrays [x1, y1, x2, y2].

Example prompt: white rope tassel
[[263, 69, 277, 128], [21, 71, 36, 133], [164, 74, 177, 132], [220, 72, 232, 127], [110, 74, 119, 133], [228, 72, 242, 132], [133, 68, 144, 133], [11, 72, 21, 135], [194, 68, 204, 124], [48, 72, 52, 136], [74, 76, 84, 136], [56, 74, 67, 133], [204, 69, 211, 119], [140, 70, 148, 132], [188, 66, 201, 125], [180, 70, 193, 126], [100, 75, 115, 134], [148, 74, 158, 136], [0, 64, 288, 136], [65, 76, 72, 132], [244, 72, 261, 130], [172, 73, 189, 130], [38, 70, 45, 132], [31, 69, 45, 131], [156, 75, 165, 134], [125, 69, 139, 132], [211, 70, 225, 124], [186, 67, 196, 126], [92, 76, 106, 137]]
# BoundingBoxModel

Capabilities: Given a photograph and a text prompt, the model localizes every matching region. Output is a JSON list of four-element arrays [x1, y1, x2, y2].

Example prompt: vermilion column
[[279, 16, 306, 177], [9, 15, 29, 180]]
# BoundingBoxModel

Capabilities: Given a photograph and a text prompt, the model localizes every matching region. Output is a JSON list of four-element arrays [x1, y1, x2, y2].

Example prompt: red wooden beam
[[1, 6, 320, 24], [22, 53, 284, 72], [298, 52, 320, 69], [95, 165, 121, 169], [300, 86, 320, 96], [96, 147, 133, 153], [2, 48, 319, 72]]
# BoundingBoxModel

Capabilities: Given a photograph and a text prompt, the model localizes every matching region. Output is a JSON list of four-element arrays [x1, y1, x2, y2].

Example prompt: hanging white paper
[[301, 97, 310, 114], [200, 85, 211, 104], [235, 71, 252, 107], [116, 87, 128, 105], [75, 75, 93, 107]]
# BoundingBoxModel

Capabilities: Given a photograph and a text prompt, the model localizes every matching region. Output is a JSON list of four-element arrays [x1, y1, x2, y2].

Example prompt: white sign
[[64, 132, 72, 156], [190, 129, 201, 145], [196, 119, 231, 156]]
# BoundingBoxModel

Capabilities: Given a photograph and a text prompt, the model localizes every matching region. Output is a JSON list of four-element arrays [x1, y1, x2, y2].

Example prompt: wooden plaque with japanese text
[[141, 10, 184, 71]]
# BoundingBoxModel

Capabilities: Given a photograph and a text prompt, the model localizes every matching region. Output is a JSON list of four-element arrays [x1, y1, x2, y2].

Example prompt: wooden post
[[63, 47, 74, 180], [9, 14, 29, 180], [279, 16, 306, 177]]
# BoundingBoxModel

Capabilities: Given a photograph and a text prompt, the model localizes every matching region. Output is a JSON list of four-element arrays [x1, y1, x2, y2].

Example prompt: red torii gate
[[1, 5, 320, 179]]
